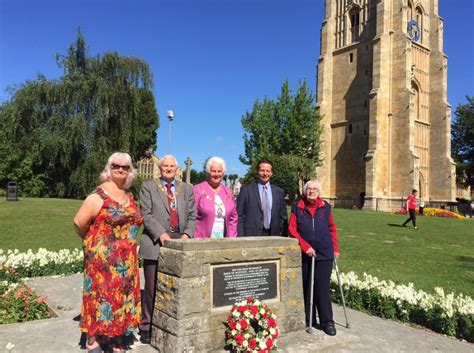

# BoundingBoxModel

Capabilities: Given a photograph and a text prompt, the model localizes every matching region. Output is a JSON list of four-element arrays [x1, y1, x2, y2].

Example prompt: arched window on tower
[[415, 6, 423, 43], [349, 8, 360, 43], [412, 81, 420, 120], [407, 1, 413, 21]]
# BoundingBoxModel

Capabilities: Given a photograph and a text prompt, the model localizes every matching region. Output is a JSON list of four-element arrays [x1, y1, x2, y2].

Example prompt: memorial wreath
[[225, 297, 279, 352]]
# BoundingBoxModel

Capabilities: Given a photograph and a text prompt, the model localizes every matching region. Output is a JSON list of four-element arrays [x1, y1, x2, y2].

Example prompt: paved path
[[0, 274, 472, 353]]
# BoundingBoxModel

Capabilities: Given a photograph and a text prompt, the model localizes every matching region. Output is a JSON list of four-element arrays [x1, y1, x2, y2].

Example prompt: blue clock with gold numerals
[[407, 19, 421, 42]]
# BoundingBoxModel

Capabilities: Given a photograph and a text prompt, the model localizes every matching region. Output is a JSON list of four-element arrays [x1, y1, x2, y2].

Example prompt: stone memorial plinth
[[151, 236, 305, 352]]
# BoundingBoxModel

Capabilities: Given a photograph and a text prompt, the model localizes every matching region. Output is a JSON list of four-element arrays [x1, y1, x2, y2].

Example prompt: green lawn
[[0, 198, 472, 297], [332, 209, 474, 298], [0, 197, 82, 251]]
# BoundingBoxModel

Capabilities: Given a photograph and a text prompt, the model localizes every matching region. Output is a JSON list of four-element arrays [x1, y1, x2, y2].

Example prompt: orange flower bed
[[394, 208, 465, 219]]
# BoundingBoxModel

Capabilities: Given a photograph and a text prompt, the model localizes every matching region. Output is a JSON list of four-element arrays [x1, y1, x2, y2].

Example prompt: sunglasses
[[111, 163, 131, 171]]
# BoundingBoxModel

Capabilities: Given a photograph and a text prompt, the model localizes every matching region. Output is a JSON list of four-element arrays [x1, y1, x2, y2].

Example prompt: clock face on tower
[[407, 19, 421, 42]]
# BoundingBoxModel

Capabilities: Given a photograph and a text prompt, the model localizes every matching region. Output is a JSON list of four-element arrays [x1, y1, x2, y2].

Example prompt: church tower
[[316, 0, 456, 210]]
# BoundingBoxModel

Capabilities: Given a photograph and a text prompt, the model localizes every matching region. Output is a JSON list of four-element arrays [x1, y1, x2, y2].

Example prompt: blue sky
[[1, 0, 473, 176]]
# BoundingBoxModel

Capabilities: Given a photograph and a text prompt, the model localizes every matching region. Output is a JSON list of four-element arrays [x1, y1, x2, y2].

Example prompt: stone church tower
[[316, 0, 456, 210]]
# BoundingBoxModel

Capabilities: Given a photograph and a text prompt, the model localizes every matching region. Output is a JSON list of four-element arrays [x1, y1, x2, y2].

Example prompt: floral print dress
[[80, 187, 143, 337]]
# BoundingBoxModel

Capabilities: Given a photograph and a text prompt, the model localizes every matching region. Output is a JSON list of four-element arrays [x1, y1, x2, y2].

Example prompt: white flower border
[[331, 271, 474, 317], [0, 248, 82, 269]]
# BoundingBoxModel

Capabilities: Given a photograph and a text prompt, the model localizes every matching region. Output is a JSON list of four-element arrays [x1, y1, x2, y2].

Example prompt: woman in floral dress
[[74, 152, 143, 353]]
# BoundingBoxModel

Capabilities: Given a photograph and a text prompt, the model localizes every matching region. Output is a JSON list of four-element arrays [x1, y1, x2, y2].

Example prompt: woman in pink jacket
[[193, 156, 238, 238]]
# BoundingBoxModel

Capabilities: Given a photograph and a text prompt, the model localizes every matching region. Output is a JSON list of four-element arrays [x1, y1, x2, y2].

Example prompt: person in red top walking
[[402, 189, 418, 230], [288, 179, 339, 336]]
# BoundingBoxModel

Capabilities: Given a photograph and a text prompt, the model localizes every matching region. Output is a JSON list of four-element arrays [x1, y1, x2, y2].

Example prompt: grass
[[0, 198, 82, 252], [0, 198, 472, 298], [332, 208, 474, 298]]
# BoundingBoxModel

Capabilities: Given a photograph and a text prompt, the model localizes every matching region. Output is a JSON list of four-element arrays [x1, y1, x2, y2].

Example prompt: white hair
[[159, 154, 178, 167], [205, 156, 226, 174], [304, 179, 322, 195], [100, 152, 137, 189]]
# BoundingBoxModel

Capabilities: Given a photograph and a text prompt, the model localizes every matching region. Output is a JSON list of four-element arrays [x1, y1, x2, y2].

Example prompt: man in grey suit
[[237, 159, 288, 237], [138, 155, 196, 343]]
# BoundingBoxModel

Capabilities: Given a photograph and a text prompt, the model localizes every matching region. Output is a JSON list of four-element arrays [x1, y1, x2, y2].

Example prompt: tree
[[452, 96, 474, 188], [239, 80, 323, 200], [190, 169, 207, 185], [0, 30, 159, 198]]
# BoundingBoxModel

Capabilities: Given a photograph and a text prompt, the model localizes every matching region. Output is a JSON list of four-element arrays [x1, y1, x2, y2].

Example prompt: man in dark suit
[[237, 159, 288, 236], [138, 155, 196, 344]]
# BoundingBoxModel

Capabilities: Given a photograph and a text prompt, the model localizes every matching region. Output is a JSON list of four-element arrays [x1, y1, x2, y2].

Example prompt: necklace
[[199, 184, 232, 218], [100, 187, 130, 207], [154, 180, 182, 210]]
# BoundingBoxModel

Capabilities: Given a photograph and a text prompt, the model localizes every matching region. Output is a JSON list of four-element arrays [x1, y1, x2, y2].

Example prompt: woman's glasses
[[111, 164, 131, 171]]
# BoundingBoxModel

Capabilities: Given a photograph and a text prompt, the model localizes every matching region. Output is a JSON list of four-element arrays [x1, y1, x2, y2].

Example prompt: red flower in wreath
[[239, 319, 249, 330], [266, 337, 274, 349], [235, 333, 244, 345], [249, 338, 257, 349], [268, 317, 277, 327]]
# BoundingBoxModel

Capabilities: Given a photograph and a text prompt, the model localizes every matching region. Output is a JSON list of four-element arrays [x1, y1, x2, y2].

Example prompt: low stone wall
[[151, 236, 306, 352]]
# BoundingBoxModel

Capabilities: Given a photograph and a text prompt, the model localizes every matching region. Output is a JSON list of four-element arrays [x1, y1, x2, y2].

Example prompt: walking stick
[[307, 256, 316, 333], [334, 257, 350, 328]]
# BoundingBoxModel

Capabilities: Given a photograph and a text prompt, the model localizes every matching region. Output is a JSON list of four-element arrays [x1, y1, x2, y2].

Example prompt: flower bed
[[331, 271, 474, 342], [394, 208, 465, 219], [0, 280, 53, 324], [0, 248, 83, 279], [0, 248, 83, 324], [225, 297, 279, 352]]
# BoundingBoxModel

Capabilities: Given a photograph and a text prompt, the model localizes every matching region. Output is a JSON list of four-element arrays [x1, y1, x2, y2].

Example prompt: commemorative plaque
[[211, 260, 279, 310]]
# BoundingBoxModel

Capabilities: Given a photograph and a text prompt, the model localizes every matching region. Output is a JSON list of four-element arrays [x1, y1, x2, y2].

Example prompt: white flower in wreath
[[231, 329, 237, 336], [232, 310, 239, 317], [244, 310, 250, 317], [259, 340, 267, 350], [244, 333, 250, 339], [242, 340, 248, 348], [236, 323, 241, 330], [269, 327, 276, 335], [259, 308, 265, 315], [254, 299, 261, 305]]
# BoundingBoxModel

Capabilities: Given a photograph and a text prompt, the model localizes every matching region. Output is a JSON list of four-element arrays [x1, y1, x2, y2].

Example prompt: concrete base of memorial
[[150, 236, 306, 352]]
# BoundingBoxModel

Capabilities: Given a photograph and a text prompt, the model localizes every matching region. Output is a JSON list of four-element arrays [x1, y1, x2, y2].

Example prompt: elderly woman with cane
[[289, 179, 339, 336]]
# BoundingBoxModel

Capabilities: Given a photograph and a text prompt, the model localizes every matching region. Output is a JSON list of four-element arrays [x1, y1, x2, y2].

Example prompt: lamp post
[[167, 110, 174, 154]]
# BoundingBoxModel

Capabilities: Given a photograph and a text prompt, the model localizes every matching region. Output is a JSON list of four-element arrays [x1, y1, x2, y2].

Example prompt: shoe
[[139, 330, 151, 344], [322, 321, 337, 336], [414, 227, 418, 230], [86, 342, 103, 353]]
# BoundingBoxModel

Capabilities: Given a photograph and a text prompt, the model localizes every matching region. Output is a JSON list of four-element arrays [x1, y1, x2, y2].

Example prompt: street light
[[167, 110, 174, 154]]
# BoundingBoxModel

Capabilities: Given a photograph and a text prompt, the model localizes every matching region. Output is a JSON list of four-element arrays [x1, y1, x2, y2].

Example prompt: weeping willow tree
[[0, 30, 159, 198]]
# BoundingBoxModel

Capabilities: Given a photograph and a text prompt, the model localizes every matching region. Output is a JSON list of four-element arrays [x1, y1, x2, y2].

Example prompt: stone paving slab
[[0, 273, 472, 353]]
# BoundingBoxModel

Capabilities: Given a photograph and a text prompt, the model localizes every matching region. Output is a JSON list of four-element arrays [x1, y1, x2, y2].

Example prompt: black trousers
[[302, 258, 334, 325], [140, 259, 157, 332], [403, 209, 417, 227]]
